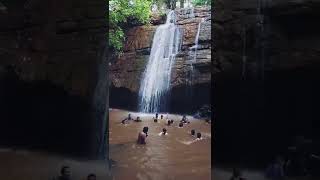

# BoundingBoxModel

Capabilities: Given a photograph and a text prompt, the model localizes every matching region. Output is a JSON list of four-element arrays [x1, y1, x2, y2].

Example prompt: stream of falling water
[[138, 11, 182, 113], [187, 17, 204, 90]]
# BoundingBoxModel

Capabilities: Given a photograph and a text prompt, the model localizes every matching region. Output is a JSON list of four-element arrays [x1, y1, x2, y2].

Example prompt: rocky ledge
[[109, 7, 212, 93]]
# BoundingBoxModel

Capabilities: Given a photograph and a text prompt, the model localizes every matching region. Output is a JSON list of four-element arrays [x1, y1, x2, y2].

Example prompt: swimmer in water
[[154, 118, 158, 123], [160, 114, 163, 119], [167, 120, 171, 126], [170, 119, 174, 124], [121, 119, 128, 124], [159, 128, 167, 136], [178, 122, 183, 128], [155, 113, 159, 119], [134, 116, 142, 122], [181, 115, 190, 124], [191, 129, 195, 136], [137, 127, 148, 144], [196, 132, 202, 140], [121, 113, 133, 124]]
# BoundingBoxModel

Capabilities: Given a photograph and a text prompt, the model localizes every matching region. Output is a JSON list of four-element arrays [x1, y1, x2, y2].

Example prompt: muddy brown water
[[109, 109, 211, 180]]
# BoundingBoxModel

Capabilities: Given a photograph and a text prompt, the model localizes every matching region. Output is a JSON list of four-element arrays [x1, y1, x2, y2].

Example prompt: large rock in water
[[109, 7, 211, 113]]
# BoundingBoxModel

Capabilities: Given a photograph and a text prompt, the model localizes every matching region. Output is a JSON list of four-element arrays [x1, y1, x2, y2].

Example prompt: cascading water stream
[[138, 11, 181, 113], [188, 17, 204, 86]]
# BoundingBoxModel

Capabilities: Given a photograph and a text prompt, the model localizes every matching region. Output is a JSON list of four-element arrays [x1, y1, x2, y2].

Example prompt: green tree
[[192, 0, 211, 6], [109, 0, 152, 52]]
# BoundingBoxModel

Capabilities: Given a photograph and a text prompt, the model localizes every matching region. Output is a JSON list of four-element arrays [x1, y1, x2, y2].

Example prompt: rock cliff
[[0, 0, 108, 159], [109, 7, 211, 113], [213, 0, 320, 166]]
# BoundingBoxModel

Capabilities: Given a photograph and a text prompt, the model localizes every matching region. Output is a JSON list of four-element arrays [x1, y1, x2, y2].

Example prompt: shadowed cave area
[[214, 66, 319, 167], [110, 83, 210, 114], [213, 1, 320, 169], [0, 0, 108, 161], [0, 68, 92, 156]]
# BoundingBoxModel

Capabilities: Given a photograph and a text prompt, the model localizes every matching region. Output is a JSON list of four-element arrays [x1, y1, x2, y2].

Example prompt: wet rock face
[[214, 0, 320, 77], [109, 7, 211, 113], [213, 0, 320, 166], [0, 0, 108, 159]]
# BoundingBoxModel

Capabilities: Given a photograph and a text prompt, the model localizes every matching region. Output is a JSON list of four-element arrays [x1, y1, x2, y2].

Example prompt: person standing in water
[[137, 127, 149, 144], [128, 113, 133, 120]]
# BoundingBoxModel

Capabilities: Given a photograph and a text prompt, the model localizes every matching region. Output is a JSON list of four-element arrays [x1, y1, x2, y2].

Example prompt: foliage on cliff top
[[192, 0, 211, 6], [109, 0, 152, 52]]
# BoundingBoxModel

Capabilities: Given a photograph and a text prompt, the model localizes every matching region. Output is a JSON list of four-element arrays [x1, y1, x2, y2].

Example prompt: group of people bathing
[[121, 113, 202, 145]]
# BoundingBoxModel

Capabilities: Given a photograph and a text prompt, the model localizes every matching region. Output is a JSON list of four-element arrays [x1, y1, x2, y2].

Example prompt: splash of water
[[138, 11, 182, 113]]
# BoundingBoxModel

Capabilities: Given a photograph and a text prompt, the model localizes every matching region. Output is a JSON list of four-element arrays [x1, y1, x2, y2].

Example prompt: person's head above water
[[137, 116, 140, 120], [197, 132, 202, 139], [191, 129, 195, 136], [179, 122, 183, 127], [128, 113, 131, 119], [162, 128, 167, 134], [60, 166, 71, 178], [87, 173, 96, 180], [167, 120, 171, 125], [143, 127, 148, 134], [160, 114, 163, 119]]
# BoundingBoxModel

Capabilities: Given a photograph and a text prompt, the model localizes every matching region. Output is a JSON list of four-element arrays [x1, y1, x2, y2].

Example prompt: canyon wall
[[0, 0, 108, 159], [109, 7, 212, 113], [214, 0, 320, 166]]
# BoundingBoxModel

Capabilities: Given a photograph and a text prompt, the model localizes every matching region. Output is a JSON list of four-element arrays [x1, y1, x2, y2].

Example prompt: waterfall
[[188, 18, 204, 86], [138, 11, 182, 113]]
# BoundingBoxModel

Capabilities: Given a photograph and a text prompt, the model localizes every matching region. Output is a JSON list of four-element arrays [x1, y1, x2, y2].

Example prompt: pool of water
[[109, 109, 211, 180]]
